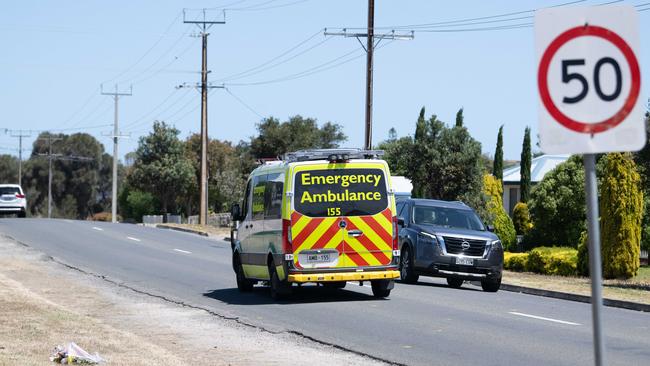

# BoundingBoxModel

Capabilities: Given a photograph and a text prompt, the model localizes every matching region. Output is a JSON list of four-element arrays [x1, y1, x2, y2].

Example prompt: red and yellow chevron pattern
[[291, 208, 393, 269]]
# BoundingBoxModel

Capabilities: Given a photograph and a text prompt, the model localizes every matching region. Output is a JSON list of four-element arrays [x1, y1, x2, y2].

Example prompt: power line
[[225, 87, 264, 118], [227, 0, 311, 11], [101, 11, 184, 85], [214, 28, 326, 82]]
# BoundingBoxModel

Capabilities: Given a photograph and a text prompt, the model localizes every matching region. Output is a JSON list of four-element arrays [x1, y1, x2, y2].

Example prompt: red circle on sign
[[538, 25, 641, 134]]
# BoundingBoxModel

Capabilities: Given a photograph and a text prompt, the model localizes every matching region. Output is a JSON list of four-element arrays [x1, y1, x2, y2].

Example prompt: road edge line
[[500, 283, 650, 313]]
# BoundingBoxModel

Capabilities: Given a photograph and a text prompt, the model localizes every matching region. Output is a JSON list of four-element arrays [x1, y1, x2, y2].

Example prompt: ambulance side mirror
[[231, 203, 241, 222]]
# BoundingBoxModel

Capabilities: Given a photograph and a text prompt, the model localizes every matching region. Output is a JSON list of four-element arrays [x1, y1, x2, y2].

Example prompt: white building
[[501, 154, 569, 216]]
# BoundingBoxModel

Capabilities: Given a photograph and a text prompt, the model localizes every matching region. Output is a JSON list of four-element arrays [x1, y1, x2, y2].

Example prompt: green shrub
[[513, 202, 532, 235], [504, 252, 528, 272], [525, 247, 578, 276], [526, 155, 586, 248], [483, 174, 516, 250], [600, 153, 643, 279]]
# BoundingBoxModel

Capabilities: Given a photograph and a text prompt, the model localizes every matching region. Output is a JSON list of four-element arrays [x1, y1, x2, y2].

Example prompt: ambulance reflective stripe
[[344, 208, 392, 266], [290, 208, 393, 268]]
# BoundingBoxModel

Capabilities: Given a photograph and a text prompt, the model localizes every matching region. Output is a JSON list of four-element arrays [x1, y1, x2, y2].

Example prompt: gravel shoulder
[[0, 237, 383, 366]]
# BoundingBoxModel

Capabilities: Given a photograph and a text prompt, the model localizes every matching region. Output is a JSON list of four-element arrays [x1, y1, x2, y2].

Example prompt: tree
[[377, 136, 414, 177], [455, 108, 464, 127], [526, 155, 585, 247], [520, 126, 532, 203], [493, 125, 504, 180], [600, 153, 643, 279], [483, 174, 516, 250], [0, 154, 18, 184], [128, 121, 194, 213], [250, 115, 346, 158], [387, 127, 397, 141]]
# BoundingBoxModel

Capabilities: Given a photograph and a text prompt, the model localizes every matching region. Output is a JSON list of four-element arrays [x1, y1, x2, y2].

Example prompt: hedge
[[504, 247, 578, 276]]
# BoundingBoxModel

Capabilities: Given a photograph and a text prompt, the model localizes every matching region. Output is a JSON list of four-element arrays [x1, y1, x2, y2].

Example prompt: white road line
[[173, 249, 191, 254], [127, 237, 141, 242], [509, 311, 580, 326], [92, 227, 103, 231]]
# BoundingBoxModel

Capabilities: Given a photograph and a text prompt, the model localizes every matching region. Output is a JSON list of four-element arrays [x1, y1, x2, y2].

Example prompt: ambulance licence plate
[[455, 257, 474, 266], [306, 253, 330, 263]]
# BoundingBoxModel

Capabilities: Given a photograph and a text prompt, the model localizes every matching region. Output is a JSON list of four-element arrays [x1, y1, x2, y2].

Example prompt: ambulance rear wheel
[[269, 265, 292, 300], [235, 256, 254, 292], [371, 279, 392, 298]]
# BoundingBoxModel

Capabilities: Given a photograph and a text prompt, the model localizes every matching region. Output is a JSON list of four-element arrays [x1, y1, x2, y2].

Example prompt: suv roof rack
[[282, 148, 384, 162]]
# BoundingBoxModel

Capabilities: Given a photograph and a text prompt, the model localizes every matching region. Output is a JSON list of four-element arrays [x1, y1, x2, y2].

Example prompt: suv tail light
[[15, 194, 25, 199], [392, 216, 399, 251], [282, 219, 293, 253]]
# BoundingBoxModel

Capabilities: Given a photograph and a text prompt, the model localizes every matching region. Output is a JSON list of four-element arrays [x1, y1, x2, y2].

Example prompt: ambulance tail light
[[282, 219, 293, 253]]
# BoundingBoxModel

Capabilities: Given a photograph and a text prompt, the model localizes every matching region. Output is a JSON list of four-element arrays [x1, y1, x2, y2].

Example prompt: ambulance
[[230, 149, 400, 299]]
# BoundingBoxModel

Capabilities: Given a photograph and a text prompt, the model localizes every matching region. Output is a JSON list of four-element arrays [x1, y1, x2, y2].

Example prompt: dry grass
[[502, 270, 650, 305]]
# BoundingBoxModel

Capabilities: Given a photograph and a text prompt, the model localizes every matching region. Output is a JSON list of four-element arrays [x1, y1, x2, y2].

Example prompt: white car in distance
[[0, 184, 27, 218]]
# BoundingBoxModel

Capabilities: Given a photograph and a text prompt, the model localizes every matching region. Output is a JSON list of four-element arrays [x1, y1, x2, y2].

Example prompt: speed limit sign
[[536, 6, 645, 154]]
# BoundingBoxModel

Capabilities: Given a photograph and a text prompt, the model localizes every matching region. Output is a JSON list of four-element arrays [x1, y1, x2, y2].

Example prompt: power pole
[[182, 8, 225, 225], [325, 0, 413, 149], [101, 84, 132, 223], [5, 129, 31, 185], [37, 134, 63, 219]]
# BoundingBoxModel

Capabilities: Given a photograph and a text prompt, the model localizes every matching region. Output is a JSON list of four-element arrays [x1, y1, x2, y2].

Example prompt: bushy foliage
[[382, 107, 484, 214], [0, 154, 19, 184], [526, 247, 577, 276], [512, 202, 532, 235], [483, 174, 516, 250], [128, 121, 194, 214], [504, 252, 528, 271], [250, 115, 346, 158], [526, 155, 585, 248], [600, 153, 643, 279]]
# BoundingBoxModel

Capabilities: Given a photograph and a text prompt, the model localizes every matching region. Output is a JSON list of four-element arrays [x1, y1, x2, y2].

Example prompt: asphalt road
[[1, 218, 648, 366]]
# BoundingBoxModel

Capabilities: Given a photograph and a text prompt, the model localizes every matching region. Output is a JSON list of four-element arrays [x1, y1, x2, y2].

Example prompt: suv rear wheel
[[399, 246, 419, 284], [481, 276, 501, 292]]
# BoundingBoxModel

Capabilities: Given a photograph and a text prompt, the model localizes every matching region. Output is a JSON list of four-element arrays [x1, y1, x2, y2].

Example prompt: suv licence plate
[[455, 257, 474, 266]]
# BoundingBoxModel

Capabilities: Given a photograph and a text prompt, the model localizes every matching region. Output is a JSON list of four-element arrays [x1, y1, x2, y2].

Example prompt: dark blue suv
[[396, 199, 503, 292]]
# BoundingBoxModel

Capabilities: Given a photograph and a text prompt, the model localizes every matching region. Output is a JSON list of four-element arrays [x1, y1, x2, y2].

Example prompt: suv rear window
[[413, 205, 484, 231], [294, 168, 387, 217], [0, 187, 20, 195]]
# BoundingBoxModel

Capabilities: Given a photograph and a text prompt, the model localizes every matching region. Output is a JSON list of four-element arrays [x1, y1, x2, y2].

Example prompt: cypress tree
[[600, 153, 643, 279], [493, 125, 504, 180], [520, 126, 532, 203], [455, 107, 464, 127]]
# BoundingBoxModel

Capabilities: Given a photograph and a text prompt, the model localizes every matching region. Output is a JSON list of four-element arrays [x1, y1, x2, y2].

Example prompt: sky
[[1, 0, 649, 162]]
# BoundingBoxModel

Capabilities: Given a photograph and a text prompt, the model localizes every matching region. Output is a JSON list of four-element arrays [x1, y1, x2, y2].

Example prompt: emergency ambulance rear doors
[[289, 162, 394, 271]]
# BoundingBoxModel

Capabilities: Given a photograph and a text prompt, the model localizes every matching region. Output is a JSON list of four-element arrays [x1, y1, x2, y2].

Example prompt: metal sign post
[[583, 154, 605, 366]]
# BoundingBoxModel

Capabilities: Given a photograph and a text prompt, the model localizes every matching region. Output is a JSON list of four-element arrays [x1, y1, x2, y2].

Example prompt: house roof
[[502, 154, 570, 183]]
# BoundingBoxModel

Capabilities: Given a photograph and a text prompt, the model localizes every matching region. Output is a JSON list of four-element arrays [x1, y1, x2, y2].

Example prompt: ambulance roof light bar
[[283, 148, 384, 162]]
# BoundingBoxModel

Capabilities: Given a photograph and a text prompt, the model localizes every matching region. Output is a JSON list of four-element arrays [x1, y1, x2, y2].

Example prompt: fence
[[142, 215, 164, 224], [187, 213, 231, 227], [642, 249, 649, 265]]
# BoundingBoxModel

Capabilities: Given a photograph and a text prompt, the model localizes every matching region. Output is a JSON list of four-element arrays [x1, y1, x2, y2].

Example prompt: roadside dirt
[[502, 270, 650, 305], [0, 238, 383, 366]]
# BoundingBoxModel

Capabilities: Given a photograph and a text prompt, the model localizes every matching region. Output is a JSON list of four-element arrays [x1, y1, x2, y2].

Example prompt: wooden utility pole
[[325, 1, 413, 150], [101, 84, 132, 223], [182, 8, 225, 225]]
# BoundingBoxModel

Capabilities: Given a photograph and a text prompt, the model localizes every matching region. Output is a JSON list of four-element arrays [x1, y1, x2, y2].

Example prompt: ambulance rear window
[[294, 168, 388, 217]]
